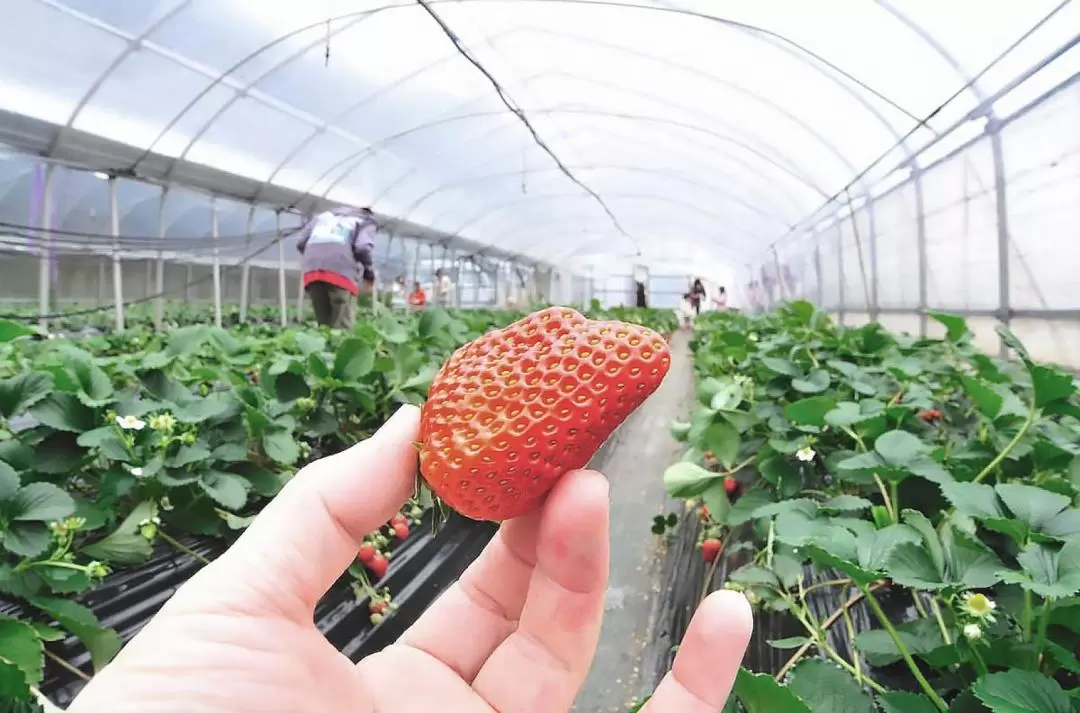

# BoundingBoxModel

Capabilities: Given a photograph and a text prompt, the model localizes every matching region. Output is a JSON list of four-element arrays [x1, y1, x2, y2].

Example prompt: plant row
[[0, 304, 678, 707], [652, 302, 1080, 713]]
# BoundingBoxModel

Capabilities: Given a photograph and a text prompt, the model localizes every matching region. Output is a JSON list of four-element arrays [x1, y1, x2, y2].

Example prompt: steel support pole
[[210, 198, 222, 328], [276, 212, 287, 327], [814, 234, 823, 307], [836, 222, 845, 325], [772, 248, 785, 302], [913, 169, 929, 337], [109, 177, 125, 333], [154, 186, 168, 330], [988, 120, 1012, 357], [239, 204, 255, 323], [868, 196, 879, 322], [450, 247, 460, 308], [38, 164, 54, 330]]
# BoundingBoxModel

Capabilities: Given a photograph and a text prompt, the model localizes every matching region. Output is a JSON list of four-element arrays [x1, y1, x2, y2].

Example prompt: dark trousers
[[306, 282, 356, 329]]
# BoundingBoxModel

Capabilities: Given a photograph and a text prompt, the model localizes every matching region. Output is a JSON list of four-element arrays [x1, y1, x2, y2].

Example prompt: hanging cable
[[412, 0, 641, 256]]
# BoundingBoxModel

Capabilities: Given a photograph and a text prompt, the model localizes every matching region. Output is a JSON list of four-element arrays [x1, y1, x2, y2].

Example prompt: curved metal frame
[[419, 122, 808, 225]]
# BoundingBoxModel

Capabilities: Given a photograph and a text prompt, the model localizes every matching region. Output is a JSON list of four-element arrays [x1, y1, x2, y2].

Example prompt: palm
[[69, 407, 751, 713]]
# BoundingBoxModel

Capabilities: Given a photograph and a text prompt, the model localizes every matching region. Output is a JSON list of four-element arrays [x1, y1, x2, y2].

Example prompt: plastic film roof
[[1, 0, 1077, 274]]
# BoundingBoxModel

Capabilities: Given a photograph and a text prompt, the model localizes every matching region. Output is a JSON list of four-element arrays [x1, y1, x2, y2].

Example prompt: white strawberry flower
[[116, 415, 146, 431], [128, 466, 145, 478], [796, 446, 816, 462], [963, 623, 982, 640]]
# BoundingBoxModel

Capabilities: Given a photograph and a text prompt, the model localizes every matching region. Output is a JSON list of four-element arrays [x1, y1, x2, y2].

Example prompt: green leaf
[[167, 443, 211, 469], [767, 636, 811, 649], [0, 460, 19, 501], [333, 337, 376, 380], [1030, 364, 1075, 409], [663, 462, 721, 498], [702, 421, 740, 469], [0, 372, 53, 419], [81, 501, 156, 564], [417, 308, 452, 340], [669, 420, 691, 442], [710, 381, 744, 411], [996, 483, 1070, 531], [855, 618, 947, 667], [785, 397, 836, 427], [825, 402, 863, 428], [901, 510, 946, 579], [0, 615, 43, 686], [822, 495, 872, 512], [792, 370, 831, 394], [971, 669, 1072, 713], [29, 597, 121, 673], [28, 392, 95, 432], [733, 668, 811, 713], [2, 522, 51, 557], [787, 658, 874, 713], [959, 374, 1004, 420], [760, 357, 800, 376], [374, 313, 408, 344], [262, 430, 300, 466], [700, 479, 732, 526], [927, 311, 969, 342], [727, 489, 775, 526], [940, 481, 1004, 520], [877, 692, 940, 713], [0, 319, 35, 342], [165, 325, 210, 358], [875, 430, 925, 466], [199, 472, 250, 510], [59, 350, 114, 407], [998, 540, 1080, 599], [887, 541, 948, 590], [271, 371, 310, 403], [10, 483, 75, 522]]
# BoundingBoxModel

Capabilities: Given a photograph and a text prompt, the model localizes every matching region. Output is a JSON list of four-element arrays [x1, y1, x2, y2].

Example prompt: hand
[[68, 406, 753, 713]]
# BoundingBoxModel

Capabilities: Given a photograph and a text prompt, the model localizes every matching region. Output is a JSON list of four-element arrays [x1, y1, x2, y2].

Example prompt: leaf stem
[[158, 531, 213, 566], [928, 597, 952, 646], [840, 592, 864, 686], [1033, 598, 1053, 668], [863, 587, 949, 712], [873, 474, 896, 522], [1022, 589, 1034, 643], [44, 650, 90, 682], [802, 578, 854, 596], [972, 402, 1037, 483]]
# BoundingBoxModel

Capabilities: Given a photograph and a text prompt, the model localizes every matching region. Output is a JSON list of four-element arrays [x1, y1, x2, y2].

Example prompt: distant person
[[432, 268, 455, 307], [635, 280, 648, 308], [408, 282, 427, 308], [391, 275, 407, 309], [713, 286, 728, 311], [690, 278, 707, 315], [295, 206, 376, 329], [677, 292, 695, 330]]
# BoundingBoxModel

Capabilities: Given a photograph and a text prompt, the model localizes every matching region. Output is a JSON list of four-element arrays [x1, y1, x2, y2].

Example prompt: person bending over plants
[[66, 406, 753, 713]]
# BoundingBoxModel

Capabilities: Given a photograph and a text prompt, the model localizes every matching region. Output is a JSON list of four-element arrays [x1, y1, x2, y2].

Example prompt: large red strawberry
[[420, 306, 671, 521]]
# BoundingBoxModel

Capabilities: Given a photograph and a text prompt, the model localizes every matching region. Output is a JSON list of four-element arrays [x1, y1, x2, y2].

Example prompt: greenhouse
[[1, 1, 1079, 711]]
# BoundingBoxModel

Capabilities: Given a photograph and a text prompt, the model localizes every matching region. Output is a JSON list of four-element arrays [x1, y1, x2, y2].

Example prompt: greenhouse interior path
[[571, 330, 694, 712]]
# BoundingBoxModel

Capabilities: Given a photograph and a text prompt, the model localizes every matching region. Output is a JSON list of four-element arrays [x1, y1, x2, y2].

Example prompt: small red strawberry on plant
[[919, 408, 943, 423], [701, 538, 723, 563], [419, 306, 671, 521], [724, 477, 740, 496], [698, 504, 710, 522], [358, 542, 377, 565], [368, 552, 390, 580], [392, 520, 409, 540]]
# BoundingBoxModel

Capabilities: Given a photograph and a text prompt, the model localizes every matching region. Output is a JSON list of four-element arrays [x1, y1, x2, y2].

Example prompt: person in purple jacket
[[295, 206, 377, 329]]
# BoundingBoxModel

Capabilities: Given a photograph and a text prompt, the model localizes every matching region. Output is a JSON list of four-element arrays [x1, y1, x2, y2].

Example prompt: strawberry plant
[[0, 304, 677, 705], [659, 301, 1080, 712]]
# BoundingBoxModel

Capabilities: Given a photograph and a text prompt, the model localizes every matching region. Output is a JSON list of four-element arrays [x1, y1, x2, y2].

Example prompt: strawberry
[[390, 513, 407, 528], [370, 612, 384, 626], [392, 522, 409, 540], [919, 409, 942, 422], [701, 538, 723, 563], [420, 306, 670, 521], [368, 552, 389, 580], [369, 600, 389, 615], [699, 505, 710, 521], [358, 543, 376, 564], [724, 477, 739, 495]]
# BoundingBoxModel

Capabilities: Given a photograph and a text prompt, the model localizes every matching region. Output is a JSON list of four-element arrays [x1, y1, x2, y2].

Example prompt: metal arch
[[438, 169, 791, 237], [504, 70, 834, 187], [324, 106, 833, 222], [436, 169, 791, 237], [160, 15, 379, 185], [417, 124, 807, 225], [549, 232, 742, 264], [45, 0, 195, 158], [251, 26, 521, 205], [489, 193, 766, 257], [390, 112, 831, 220], [441, 187, 774, 248], [78, 0, 929, 212], [498, 27, 867, 179], [362, 100, 810, 219]]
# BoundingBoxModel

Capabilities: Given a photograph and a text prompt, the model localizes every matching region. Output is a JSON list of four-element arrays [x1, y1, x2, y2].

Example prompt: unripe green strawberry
[[420, 306, 670, 521]]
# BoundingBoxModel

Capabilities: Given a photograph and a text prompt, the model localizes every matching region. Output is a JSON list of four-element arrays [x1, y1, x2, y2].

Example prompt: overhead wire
[[412, 0, 642, 257]]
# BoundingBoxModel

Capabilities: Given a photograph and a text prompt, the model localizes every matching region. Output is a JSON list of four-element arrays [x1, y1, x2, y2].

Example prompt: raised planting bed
[[0, 304, 678, 709], [648, 301, 1080, 712]]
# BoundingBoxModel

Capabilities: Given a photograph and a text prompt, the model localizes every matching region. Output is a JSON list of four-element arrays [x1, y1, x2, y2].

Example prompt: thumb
[[169, 405, 421, 620]]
